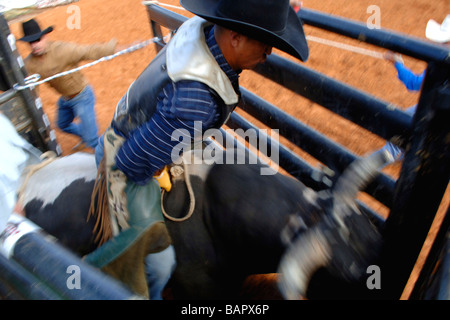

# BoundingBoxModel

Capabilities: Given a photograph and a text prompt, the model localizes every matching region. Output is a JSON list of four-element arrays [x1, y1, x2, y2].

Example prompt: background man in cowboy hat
[[87, 0, 309, 299], [19, 18, 122, 150]]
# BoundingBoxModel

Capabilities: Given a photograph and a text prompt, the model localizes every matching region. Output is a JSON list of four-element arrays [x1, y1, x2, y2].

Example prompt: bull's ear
[[316, 190, 333, 211], [280, 214, 309, 246], [307, 189, 333, 224]]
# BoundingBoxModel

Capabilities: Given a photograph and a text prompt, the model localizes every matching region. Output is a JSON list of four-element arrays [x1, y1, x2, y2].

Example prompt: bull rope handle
[[161, 158, 196, 222]]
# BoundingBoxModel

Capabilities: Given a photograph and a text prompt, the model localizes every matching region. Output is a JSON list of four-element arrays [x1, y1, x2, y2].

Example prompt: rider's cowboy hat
[[180, 0, 309, 61], [19, 19, 53, 43], [425, 14, 450, 43]]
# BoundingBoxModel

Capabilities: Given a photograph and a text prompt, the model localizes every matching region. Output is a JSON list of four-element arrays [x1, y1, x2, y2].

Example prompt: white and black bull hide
[[20, 152, 99, 255], [19, 149, 390, 299], [19, 152, 170, 299]]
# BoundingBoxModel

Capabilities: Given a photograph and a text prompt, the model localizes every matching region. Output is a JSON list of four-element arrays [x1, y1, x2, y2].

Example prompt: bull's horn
[[278, 151, 390, 299], [277, 225, 332, 299], [332, 149, 393, 216]]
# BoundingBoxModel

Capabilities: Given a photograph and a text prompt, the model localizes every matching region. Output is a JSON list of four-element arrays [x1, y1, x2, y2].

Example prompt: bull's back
[[22, 153, 99, 256]]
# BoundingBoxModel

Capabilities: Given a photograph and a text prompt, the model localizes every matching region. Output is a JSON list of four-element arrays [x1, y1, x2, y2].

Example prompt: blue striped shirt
[[115, 26, 239, 185]]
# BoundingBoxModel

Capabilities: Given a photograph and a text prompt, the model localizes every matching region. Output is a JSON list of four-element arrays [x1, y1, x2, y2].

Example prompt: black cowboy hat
[[180, 0, 309, 61], [19, 19, 53, 43]]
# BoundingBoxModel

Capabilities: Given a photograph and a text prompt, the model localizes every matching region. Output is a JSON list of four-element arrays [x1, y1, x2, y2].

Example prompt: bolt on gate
[[145, 4, 449, 299]]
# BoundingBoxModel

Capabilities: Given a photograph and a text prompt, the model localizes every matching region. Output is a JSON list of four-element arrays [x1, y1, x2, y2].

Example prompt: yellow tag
[[155, 166, 172, 192]]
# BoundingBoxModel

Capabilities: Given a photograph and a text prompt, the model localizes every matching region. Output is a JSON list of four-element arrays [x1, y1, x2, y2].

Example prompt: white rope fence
[[14, 1, 388, 91], [142, 0, 387, 60], [14, 36, 163, 91], [142, 0, 185, 11]]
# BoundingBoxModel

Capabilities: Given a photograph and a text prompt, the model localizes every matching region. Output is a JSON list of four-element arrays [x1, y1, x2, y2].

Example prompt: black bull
[[20, 150, 388, 299]]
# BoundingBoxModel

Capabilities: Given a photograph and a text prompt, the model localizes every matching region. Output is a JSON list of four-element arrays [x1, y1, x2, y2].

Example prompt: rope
[[161, 159, 196, 222], [13, 37, 164, 91], [142, 1, 186, 11]]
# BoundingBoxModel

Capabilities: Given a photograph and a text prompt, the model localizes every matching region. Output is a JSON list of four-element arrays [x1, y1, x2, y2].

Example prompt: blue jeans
[[94, 132, 105, 167], [57, 85, 99, 148], [145, 245, 176, 300]]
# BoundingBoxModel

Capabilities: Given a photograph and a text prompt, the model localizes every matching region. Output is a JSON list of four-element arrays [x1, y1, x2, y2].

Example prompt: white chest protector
[[167, 16, 239, 106]]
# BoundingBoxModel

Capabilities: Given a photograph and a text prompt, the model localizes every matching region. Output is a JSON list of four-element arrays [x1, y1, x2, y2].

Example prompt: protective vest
[[111, 17, 240, 137]]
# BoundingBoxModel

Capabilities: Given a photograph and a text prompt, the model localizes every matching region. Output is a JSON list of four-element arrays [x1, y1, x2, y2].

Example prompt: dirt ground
[[8, 0, 449, 299]]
